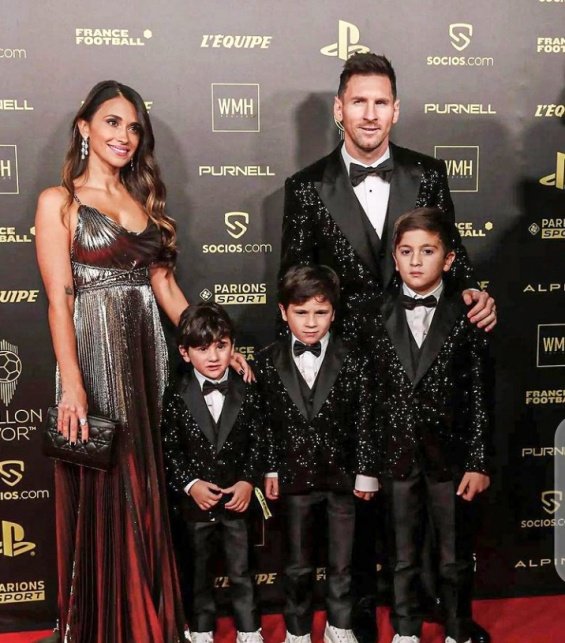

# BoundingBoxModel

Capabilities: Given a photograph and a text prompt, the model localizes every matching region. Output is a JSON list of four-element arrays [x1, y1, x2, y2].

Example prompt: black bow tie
[[400, 294, 437, 310], [293, 341, 322, 357], [349, 158, 394, 187], [202, 380, 229, 396]]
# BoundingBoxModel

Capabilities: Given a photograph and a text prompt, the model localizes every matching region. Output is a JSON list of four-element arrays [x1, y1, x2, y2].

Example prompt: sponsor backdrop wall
[[1, 0, 564, 631]]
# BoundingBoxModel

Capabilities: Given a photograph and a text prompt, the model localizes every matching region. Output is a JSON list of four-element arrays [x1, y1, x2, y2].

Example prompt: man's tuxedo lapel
[[413, 293, 466, 388], [272, 340, 310, 420], [310, 335, 349, 418], [383, 144, 424, 285], [316, 146, 381, 277], [180, 371, 218, 446], [216, 373, 245, 453], [382, 296, 417, 382]]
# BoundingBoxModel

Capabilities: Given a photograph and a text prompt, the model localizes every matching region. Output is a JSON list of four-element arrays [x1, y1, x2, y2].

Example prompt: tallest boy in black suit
[[279, 53, 495, 643]]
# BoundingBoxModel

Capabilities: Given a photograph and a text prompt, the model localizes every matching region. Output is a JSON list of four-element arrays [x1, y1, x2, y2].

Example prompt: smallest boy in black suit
[[161, 303, 263, 643], [376, 208, 492, 643], [255, 265, 380, 643]]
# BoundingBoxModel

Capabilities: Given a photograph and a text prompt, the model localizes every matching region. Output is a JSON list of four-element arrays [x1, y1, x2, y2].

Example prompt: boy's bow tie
[[293, 341, 322, 357], [400, 294, 437, 310], [202, 380, 229, 396]]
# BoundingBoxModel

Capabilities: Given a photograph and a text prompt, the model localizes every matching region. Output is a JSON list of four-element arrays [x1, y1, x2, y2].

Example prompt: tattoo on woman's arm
[[64, 285, 73, 296]]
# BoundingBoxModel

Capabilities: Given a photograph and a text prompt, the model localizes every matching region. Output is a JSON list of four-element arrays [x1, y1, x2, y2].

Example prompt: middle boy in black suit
[[161, 303, 264, 643], [255, 264, 380, 643]]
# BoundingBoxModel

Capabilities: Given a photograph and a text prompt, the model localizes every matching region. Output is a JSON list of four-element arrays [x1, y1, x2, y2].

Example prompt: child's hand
[[230, 352, 255, 382], [353, 490, 376, 501], [457, 472, 490, 501], [189, 480, 222, 511], [222, 481, 253, 512], [264, 476, 279, 500]]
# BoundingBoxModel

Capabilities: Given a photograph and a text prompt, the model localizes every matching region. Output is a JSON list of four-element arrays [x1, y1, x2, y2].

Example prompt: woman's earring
[[80, 136, 89, 160], [130, 157, 135, 172]]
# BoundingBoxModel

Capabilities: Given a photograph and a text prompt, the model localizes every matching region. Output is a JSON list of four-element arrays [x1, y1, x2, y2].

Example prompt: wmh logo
[[434, 146, 479, 192], [212, 83, 260, 132], [0, 145, 19, 195], [537, 324, 565, 368]]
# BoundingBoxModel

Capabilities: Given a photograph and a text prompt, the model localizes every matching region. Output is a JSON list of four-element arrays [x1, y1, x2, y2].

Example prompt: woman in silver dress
[[35, 80, 248, 642]]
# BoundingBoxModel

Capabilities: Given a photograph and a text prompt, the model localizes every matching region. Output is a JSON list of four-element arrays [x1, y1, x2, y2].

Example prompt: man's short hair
[[393, 207, 456, 253], [338, 52, 397, 99], [177, 303, 235, 348], [278, 264, 340, 309]]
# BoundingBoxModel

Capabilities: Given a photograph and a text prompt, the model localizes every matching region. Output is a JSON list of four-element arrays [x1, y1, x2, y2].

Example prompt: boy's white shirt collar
[[402, 280, 444, 300], [291, 331, 330, 351]]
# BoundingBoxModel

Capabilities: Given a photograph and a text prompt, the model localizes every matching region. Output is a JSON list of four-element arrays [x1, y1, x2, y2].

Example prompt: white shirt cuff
[[184, 479, 199, 495], [355, 474, 379, 492], [265, 472, 278, 478]]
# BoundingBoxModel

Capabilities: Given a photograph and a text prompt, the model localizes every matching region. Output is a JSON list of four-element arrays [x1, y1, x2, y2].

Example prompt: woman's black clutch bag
[[42, 406, 117, 471]]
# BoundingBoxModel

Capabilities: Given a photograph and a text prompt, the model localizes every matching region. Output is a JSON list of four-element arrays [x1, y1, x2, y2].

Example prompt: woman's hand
[[230, 352, 255, 382], [58, 385, 89, 444]]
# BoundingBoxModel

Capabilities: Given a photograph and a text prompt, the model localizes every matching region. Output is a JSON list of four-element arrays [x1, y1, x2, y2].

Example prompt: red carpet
[[3, 595, 565, 642]]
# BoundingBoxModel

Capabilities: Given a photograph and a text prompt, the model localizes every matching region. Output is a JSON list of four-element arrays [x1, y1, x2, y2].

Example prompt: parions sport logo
[[75, 28, 152, 46], [427, 23, 494, 67], [0, 580, 45, 604], [199, 283, 267, 305]]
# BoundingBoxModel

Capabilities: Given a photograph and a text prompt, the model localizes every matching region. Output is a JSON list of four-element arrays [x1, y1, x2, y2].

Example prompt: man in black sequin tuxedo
[[280, 53, 495, 643], [161, 303, 264, 643], [255, 265, 380, 643], [375, 208, 492, 643]]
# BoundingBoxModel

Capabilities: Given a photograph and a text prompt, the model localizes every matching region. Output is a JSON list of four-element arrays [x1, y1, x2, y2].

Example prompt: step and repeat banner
[[1, 0, 564, 631]]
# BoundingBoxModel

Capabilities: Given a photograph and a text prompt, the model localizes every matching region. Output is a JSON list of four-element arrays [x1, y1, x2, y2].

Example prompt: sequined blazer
[[255, 335, 379, 494], [280, 143, 477, 343], [161, 369, 264, 522], [375, 287, 492, 481]]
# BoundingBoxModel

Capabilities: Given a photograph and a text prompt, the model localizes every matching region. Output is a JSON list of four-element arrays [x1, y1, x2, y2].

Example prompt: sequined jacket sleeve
[[351, 350, 381, 477], [161, 385, 195, 496]]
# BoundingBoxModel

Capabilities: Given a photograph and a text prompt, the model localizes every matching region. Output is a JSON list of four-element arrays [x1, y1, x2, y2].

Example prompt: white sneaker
[[237, 630, 264, 643], [392, 635, 420, 643], [191, 632, 213, 643], [323, 623, 358, 643], [445, 638, 471, 643], [283, 633, 312, 643]]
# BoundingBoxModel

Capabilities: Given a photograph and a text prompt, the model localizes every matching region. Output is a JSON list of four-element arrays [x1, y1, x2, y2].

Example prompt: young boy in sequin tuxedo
[[375, 208, 492, 643], [255, 264, 380, 643], [161, 303, 264, 643]]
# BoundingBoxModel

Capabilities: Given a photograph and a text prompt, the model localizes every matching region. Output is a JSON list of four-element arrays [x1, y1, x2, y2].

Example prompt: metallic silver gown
[[54, 201, 186, 642]]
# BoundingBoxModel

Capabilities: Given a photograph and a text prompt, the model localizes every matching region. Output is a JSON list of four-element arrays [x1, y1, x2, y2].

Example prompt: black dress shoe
[[351, 597, 377, 643], [470, 620, 490, 643]]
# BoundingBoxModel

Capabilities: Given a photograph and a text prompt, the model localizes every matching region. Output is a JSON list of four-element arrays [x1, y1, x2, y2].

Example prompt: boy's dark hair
[[393, 207, 456, 253], [177, 303, 234, 348], [278, 264, 340, 309], [338, 52, 397, 99]]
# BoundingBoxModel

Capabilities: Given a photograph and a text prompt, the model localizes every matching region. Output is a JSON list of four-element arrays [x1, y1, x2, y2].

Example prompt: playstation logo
[[321, 20, 370, 60], [539, 152, 565, 190]]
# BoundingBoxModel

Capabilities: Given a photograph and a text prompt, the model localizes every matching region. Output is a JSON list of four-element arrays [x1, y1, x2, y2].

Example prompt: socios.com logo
[[449, 23, 473, 51], [225, 212, 249, 239], [0, 460, 24, 487], [320, 20, 369, 60], [542, 490, 563, 515]]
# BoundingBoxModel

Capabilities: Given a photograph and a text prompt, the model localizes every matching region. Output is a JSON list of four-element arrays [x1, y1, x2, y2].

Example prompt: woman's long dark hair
[[62, 80, 177, 268]]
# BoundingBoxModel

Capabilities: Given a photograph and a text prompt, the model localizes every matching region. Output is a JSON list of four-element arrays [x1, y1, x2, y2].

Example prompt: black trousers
[[385, 467, 477, 642], [280, 491, 355, 635], [185, 515, 259, 633]]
